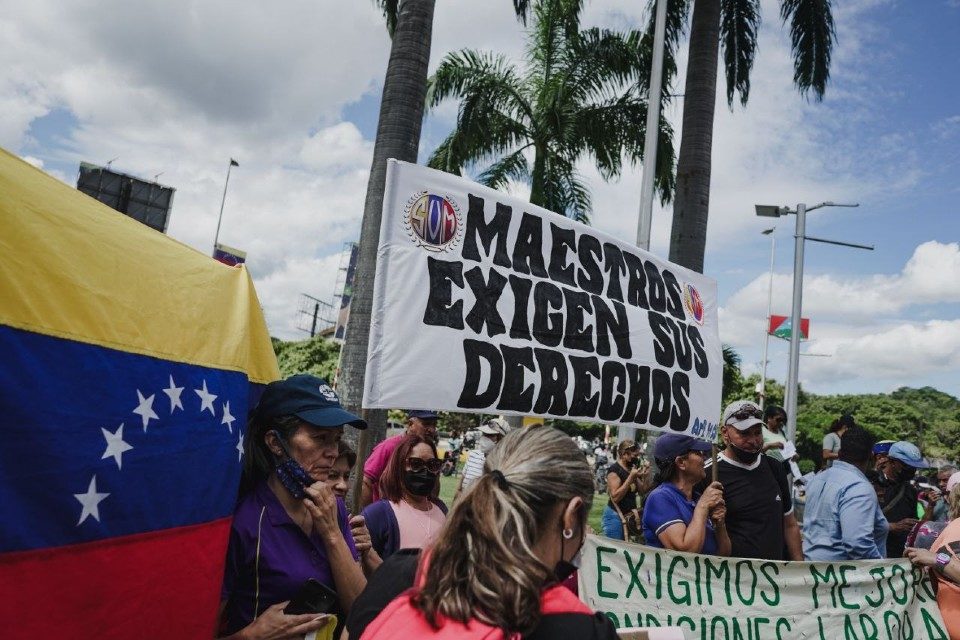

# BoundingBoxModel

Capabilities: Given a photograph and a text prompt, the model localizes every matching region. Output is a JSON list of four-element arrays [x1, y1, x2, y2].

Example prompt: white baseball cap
[[721, 400, 764, 431]]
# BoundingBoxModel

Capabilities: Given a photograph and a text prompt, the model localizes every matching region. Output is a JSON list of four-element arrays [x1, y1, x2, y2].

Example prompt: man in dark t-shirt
[[714, 400, 803, 560]]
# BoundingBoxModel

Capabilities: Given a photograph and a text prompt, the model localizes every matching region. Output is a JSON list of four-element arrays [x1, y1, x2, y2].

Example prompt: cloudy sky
[[3, 0, 958, 397]]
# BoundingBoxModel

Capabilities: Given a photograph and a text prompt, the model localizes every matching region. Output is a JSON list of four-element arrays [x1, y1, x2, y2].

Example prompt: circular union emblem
[[683, 283, 705, 325], [404, 191, 462, 252]]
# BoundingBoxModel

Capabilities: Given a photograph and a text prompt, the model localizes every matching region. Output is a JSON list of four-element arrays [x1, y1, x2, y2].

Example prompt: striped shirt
[[460, 450, 486, 490]]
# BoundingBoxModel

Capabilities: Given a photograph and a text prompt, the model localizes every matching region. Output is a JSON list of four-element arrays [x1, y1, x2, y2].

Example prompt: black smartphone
[[284, 578, 338, 615]]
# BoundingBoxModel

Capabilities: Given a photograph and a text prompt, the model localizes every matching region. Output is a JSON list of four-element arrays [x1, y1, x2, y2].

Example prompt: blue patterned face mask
[[271, 431, 314, 499]]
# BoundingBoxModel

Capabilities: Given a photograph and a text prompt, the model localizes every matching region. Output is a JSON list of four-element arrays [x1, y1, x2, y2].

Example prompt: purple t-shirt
[[363, 434, 404, 502], [221, 481, 359, 634]]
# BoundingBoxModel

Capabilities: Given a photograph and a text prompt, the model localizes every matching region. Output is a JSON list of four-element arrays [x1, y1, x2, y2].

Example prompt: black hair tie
[[491, 469, 510, 490]]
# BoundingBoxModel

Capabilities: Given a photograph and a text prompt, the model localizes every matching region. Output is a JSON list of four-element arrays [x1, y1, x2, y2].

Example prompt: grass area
[[438, 475, 607, 534]]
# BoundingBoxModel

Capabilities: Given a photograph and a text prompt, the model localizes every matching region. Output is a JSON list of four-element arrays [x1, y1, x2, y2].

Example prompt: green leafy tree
[[272, 335, 341, 381], [427, 0, 675, 222], [720, 344, 742, 406], [658, 0, 837, 272]]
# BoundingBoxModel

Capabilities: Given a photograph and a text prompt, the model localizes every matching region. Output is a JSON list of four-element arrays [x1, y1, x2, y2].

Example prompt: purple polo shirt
[[221, 480, 359, 634]]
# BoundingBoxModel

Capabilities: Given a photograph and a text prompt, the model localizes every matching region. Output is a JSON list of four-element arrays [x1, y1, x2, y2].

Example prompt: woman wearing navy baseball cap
[[219, 374, 368, 639]]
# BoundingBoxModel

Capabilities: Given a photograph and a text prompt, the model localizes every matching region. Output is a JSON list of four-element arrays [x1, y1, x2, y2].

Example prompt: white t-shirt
[[822, 431, 841, 468]]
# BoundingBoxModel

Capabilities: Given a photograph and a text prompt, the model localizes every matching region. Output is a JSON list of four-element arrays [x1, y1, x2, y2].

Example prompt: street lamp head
[[761, 227, 775, 235], [755, 204, 785, 218]]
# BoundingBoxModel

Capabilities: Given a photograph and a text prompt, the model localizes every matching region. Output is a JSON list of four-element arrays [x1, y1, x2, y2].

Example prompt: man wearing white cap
[[714, 400, 803, 560], [881, 440, 931, 558], [453, 417, 509, 502]]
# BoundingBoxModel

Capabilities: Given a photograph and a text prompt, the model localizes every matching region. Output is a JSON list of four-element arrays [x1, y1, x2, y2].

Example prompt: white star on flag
[[195, 380, 217, 415], [221, 401, 236, 433], [75, 475, 109, 525], [133, 389, 159, 432], [101, 423, 133, 469], [236, 430, 244, 461], [163, 375, 184, 413]]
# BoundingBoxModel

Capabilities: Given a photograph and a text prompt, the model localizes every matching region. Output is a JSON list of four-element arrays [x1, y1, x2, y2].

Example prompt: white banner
[[578, 535, 949, 640], [363, 160, 722, 439]]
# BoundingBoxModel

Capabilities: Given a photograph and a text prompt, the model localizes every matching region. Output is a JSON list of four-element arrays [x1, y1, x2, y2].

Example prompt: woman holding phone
[[218, 375, 367, 639]]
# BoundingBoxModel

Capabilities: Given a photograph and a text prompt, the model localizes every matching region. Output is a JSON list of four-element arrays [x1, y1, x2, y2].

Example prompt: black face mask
[[554, 518, 584, 582], [729, 441, 761, 464], [403, 470, 437, 497]]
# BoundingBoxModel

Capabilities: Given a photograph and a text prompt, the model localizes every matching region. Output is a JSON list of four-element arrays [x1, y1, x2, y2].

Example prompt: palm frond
[[566, 28, 648, 104], [429, 50, 532, 123], [372, 0, 398, 38], [646, 0, 690, 97], [780, 0, 836, 100], [720, 0, 761, 106], [477, 147, 532, 190], [536, 154, 591, 223]]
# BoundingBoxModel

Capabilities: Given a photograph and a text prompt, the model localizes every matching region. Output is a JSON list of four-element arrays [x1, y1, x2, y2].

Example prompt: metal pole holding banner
[[635, 0, 669, 251], [214, 159, 238, 253], [759, 228, 775, 409]]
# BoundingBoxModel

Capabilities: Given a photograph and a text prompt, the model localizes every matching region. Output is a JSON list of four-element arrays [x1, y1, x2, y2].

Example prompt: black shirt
[[882, 480, 919, 559], [346, 549, 618, 640], [606, 462, 637, 512], [715, 453, 793, 560]]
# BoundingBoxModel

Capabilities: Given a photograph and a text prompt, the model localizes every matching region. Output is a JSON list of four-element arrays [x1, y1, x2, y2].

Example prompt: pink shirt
[[391, 500, 446, 550], [363, 434, 404, 503]]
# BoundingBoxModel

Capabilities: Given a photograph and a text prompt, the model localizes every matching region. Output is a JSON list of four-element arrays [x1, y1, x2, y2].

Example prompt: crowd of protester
[[217, 374, 959, 639]]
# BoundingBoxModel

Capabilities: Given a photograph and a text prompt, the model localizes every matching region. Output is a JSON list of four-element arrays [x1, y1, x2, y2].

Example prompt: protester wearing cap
[[822, 414, 854, 469], [642, 433, 731, 556], [360, 409, 439, 509], [601, 440, 651, 540], [881, 440, 931, 558], [713, 400, 803, 560], [802, 425, 889, 560], [219, 375, 368, 640], [454, 417, 509, 502]]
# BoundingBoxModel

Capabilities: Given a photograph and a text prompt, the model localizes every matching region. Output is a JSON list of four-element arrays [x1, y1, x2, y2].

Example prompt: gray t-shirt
[[822, 431, 841, 468]]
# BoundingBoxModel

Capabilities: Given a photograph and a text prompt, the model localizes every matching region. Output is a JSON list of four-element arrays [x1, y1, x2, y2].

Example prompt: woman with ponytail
[[348, 425, 618, 640]]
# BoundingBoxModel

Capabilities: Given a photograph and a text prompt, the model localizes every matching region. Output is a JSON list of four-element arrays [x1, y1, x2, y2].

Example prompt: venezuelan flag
[[0, 149, 279, 638]]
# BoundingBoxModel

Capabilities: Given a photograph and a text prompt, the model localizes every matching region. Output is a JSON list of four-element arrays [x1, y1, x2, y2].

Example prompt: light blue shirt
[[802, 460, 889, 560]]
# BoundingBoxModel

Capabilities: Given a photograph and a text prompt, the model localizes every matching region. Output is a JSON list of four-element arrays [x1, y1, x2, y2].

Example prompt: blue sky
[[1, 0, 957, 397]]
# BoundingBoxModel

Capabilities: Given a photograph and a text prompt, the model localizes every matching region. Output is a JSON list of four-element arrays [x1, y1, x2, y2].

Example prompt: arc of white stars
[[74, 475, 109, 526], [163, 375, 184, 413], [221, 401, 236, 433], [101, 423, 133, 469], [195, 380, 217, 415], [133, 389, 159, 432]]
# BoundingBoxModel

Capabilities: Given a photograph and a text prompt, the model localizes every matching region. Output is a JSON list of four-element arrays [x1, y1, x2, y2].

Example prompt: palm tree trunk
[[667, 0, 721, 274], [338, 0, 435, 461]]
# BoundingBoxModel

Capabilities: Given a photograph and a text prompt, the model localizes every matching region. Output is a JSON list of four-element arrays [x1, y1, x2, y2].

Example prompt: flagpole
[[214, 159, 238, 252]]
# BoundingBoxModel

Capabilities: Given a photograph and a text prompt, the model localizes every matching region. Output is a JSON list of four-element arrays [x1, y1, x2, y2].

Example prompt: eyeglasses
[[407, 457, 443, 474], [727, 406, 762, 422]]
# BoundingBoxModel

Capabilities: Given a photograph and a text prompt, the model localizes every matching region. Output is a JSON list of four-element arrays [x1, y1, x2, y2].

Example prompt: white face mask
[[479, 436, 495, 454]]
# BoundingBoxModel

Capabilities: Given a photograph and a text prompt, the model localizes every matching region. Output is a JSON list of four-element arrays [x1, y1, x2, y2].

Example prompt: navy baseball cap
[[254, 375, 366, 429], [407, 410, 438, 420], [654, 433, 713, 461]]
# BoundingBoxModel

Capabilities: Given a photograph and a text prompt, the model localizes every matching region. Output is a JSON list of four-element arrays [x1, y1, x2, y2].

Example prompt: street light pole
[[759, 228, 776, 409], [635, 0, 668, 251], [784, 204, 806, 438], [214, 159, 239, 252]]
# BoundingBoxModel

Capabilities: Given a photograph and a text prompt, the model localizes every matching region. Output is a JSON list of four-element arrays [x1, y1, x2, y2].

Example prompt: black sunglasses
[[407, 457, 443, 474], [728, 407, 762, 422]]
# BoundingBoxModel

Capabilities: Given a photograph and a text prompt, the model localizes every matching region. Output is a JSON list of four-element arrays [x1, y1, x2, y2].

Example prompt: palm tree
[[664, 0, 836, 272], [427, 0, 675, 222], [721, 344, 743, 405]]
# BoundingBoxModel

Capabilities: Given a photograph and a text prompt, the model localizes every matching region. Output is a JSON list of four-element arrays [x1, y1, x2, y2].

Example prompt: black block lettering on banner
[[532, 280, 564, 347], [562, 288, 594, 353], [423, 257, 464, 329], [569, 356, 601, 417], [671, 372, 691, 430], [497, 345, 536, 413], [592, 295, 631, 359], [623, 363, 651, 424], [463, 194, 512, 268], [648, 312, 675, 368], [670, 318, 693, 372], [599, 360, 627, 421], [458, 339, 503, 408], [623, 252, 649, 310], [649, 368, 672, 428], [576, 234, 604, 295], [508, 275, 533, 340], [512, 213, 548, 277], [464, 266, 507, 337], [548, 223, 577, 287], [533, 348, 568, 415], [662, 269, 685, 321], [644, 260, 667, 313], [690, 326, 710, 378], [602, 243, 626, 302]]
